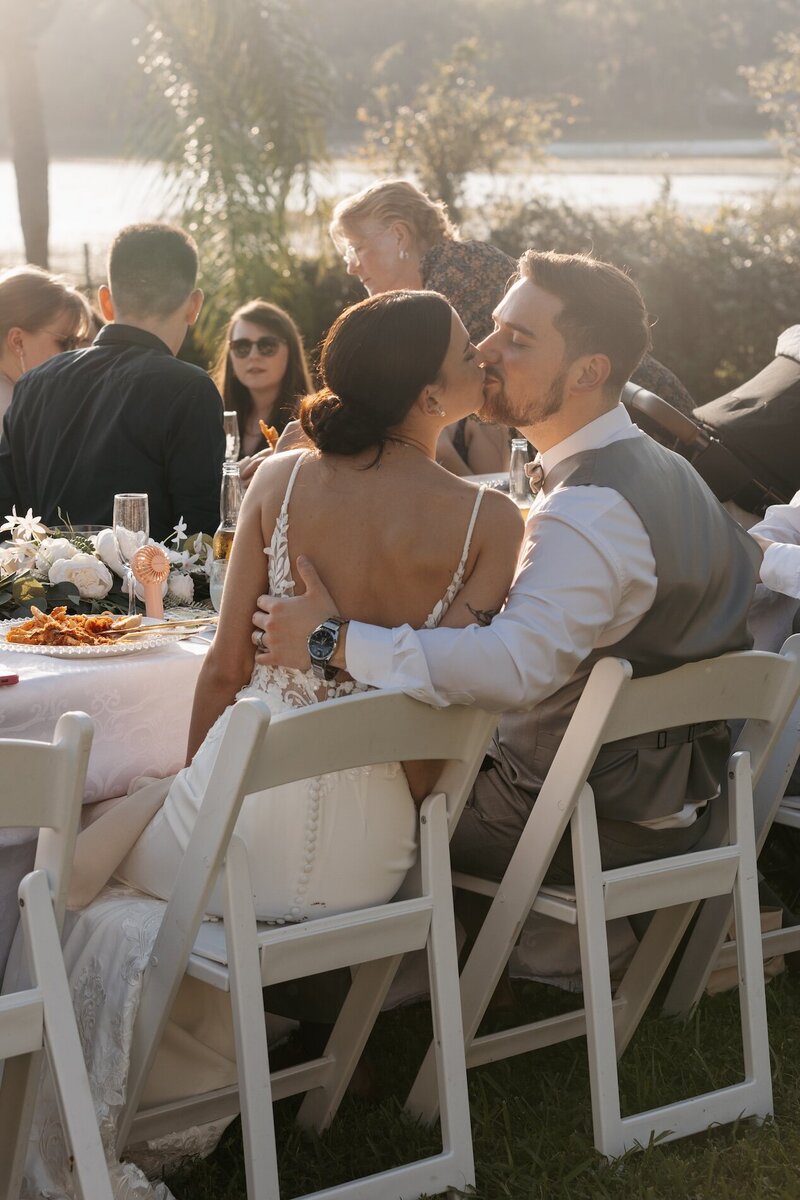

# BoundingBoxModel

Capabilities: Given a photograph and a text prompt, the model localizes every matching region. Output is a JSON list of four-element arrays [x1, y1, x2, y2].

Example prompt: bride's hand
[[252, 556, 340, 670]]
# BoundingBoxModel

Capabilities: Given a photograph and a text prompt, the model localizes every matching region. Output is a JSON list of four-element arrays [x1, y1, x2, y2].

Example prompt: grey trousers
[[450, 760, 713, 886]]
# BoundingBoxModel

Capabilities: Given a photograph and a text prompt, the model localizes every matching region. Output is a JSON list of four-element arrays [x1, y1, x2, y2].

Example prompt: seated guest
[[213, 299, 312, 460], [0, 265, 90, 421], [0, 223, 224, 540], [330, 178, 515, 476]]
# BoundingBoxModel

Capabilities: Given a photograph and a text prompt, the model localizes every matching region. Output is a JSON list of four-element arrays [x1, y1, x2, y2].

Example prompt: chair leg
[[728, 755, 773, 1117], [612, 901, 698, 1055], [0, 1052, 43, 1200], [296, 954, 402, 1133], [661, 893, 734, 1016], [224, 840, 281, 1200], [19, 872, 112, 1200], [407, 798, 558, 1121], [420, 794, 475, 1196], [571, 788, 624, 1158]]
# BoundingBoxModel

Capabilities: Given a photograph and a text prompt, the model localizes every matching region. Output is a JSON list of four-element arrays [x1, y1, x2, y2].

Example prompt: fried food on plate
[[258, 419, 279, 450], [5, 607, 142, 647]]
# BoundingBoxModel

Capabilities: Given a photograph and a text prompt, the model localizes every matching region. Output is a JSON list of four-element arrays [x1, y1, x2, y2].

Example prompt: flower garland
[[0, 508, 213, 618]]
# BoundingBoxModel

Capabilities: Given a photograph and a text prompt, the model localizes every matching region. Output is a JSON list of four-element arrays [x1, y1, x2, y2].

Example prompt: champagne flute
[[223, 411, 240, 463], [113, 493, 150, 617]]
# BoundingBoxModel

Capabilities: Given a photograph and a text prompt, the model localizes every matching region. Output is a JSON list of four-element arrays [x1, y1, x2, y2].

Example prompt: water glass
[[113, 493, 150, 617], [509, 437, 530, 513], [223, 411, 240, 462], [209, 559, 227, 612]]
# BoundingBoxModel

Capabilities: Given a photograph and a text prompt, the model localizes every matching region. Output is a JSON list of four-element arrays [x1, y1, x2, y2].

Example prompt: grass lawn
[[161, 962, 800, 1200]]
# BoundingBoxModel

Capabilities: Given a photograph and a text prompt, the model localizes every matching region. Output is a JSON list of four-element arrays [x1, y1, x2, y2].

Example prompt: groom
[[251, 249, 761, 881]]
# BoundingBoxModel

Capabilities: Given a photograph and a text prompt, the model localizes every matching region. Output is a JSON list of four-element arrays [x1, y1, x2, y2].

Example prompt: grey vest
[[487, 435, 761, 823]]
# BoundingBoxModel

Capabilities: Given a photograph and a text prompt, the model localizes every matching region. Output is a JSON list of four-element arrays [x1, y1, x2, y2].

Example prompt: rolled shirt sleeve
[[346, 487, 657, 711]]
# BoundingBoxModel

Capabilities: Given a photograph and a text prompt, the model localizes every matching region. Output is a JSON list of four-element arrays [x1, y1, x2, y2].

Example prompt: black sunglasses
[[229, 335, 285, 359]]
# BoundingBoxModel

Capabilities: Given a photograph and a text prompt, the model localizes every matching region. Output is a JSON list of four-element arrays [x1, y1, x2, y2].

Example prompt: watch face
[[308, 626, 335, 662]]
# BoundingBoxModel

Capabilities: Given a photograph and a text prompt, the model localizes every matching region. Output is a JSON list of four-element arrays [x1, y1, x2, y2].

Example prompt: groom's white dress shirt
[[346, 405, 658, 711]]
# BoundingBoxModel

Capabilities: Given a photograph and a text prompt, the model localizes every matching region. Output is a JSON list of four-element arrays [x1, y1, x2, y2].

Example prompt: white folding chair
[[664, 635, 800, 1009], [0, 712, 112, 1200], [407, 646, 800, 1158], [113, 690, 497, 1200]]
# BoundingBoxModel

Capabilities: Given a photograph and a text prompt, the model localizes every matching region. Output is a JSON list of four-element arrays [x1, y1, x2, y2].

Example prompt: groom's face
[[477, 278, 570, 428]]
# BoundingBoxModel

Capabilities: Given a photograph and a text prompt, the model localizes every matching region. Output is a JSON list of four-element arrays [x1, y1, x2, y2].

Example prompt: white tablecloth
[[0, 639, 208, 977]]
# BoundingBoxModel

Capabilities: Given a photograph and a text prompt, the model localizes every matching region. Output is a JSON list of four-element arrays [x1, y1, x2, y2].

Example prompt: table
[[0, 638, 208, 977]]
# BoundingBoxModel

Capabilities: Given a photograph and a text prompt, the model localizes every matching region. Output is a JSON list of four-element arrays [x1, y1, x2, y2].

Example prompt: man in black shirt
[[0, 223, 224, 541]]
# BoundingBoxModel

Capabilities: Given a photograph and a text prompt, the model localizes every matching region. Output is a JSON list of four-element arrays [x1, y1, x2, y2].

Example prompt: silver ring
[[257, 630, 268, 652]]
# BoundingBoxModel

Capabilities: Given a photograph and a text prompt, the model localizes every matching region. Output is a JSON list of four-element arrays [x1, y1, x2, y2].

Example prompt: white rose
[[49, 553, 114, 599], [0, 541, 38, 574], [34, 537, 79, 573], [167, 571, 194, 604], [94, 528, 128, 578]]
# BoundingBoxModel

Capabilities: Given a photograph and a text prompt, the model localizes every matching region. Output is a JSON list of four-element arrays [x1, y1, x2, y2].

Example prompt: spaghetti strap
[[423, 485, 487, 629], [280, 451, 309, 516], [264, 452, 311, 597]]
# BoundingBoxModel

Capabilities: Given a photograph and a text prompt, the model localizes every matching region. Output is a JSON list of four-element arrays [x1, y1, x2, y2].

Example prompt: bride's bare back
[[258, 445, 515, 630]]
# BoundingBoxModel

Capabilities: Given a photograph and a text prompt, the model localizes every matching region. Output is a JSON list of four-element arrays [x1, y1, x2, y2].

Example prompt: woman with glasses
[[0, 265, 90, 420], [330, 179, 515, 477], [212, 299, 313, 462]]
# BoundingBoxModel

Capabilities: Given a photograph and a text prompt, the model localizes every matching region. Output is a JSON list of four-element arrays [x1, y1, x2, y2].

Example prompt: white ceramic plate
[[0, 616, 199, 659]]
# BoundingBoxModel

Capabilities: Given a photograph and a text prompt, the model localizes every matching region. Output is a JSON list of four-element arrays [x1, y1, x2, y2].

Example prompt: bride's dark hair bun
[[300, 290, 452, 458], [300, 387, 385, 456]]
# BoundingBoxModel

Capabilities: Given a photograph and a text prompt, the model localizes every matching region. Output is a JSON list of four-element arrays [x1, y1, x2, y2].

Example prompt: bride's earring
[[430, 402, 446, 417], [398, 249, 409, 261]]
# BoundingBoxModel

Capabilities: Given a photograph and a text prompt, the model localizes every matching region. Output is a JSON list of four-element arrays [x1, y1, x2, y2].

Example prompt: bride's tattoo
[[467, 603, 499, 627]]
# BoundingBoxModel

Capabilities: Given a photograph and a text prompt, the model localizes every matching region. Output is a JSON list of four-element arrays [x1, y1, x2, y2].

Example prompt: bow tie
[[524, 459, 545, 496]]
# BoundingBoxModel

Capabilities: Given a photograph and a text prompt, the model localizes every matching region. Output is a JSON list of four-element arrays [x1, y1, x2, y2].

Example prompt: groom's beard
[[479, 367, 566, 427]]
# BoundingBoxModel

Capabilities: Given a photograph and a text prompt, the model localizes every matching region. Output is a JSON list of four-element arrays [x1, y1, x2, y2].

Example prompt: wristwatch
[[308, 616, 349, 680]]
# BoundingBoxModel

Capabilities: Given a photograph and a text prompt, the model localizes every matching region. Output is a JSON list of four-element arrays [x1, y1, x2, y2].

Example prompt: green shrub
[[487, 193, 800, 405]]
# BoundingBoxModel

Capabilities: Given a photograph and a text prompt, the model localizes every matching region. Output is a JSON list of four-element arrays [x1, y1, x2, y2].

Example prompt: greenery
[[359, 37, 562, 220], [487, 193, 800, 405], [6, 0, 796, 156], [132, 0, 331, 355], [159, 968, 800, 1199], [747, 28, 800, 166]]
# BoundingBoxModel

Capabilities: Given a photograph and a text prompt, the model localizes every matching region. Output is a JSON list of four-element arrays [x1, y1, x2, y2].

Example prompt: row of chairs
[[3, 635, 800, 1199]]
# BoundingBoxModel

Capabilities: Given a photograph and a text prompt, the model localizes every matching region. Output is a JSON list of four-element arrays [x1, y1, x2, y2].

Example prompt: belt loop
[[657, 730, 667, 749], [687, 724, 696, 743]]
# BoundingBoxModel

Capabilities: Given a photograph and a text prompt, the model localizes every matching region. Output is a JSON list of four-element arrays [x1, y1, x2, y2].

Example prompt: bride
[[25, 289, 522, 1197]]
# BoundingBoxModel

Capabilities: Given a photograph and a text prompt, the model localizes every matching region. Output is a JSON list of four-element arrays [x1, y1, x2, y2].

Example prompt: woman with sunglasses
[[213, 299, 313, 462], [0, 265, 90, 420]]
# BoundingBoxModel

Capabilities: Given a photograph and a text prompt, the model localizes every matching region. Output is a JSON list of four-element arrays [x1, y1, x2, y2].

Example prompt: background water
[[0, 148, 796, 278]]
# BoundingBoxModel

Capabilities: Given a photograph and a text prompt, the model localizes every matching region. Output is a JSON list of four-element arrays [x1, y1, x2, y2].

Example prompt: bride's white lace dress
[[21, 456, 485, 1198]]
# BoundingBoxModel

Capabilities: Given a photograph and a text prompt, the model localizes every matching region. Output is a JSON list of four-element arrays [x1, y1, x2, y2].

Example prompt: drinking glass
[[509, 437, 531, 517], [113, 493, 150, 617], [209, 558, 227, 612], [223, 411, 240, 462]]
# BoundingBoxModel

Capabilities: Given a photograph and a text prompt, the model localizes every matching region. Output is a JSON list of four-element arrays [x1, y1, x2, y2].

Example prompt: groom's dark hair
[[519, 250, 651, 393]]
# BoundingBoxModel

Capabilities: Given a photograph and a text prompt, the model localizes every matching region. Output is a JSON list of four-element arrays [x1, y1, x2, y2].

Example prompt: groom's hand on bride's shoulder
[[252, 556, 340, 670]]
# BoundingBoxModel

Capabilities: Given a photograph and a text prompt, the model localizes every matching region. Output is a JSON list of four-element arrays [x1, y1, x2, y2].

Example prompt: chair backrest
[[0, 712, 93, 927], [487, 645, 800, 954], [120, 690, 497, 1147]]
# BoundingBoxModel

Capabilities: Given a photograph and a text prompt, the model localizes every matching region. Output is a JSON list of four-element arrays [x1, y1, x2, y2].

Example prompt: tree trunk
[[1, 29, 50, 267]]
